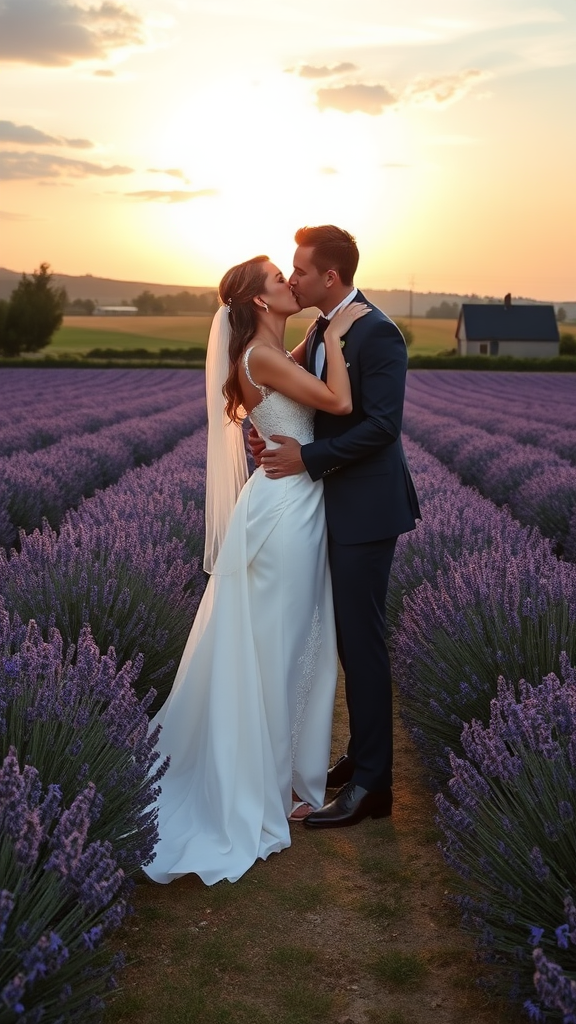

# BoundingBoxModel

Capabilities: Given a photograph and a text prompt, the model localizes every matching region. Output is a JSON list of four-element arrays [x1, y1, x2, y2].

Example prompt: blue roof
[[459, 303, 559, 342]]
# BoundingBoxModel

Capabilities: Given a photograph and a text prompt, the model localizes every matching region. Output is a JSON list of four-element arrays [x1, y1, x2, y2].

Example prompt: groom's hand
[[262, 436, 305, 477]]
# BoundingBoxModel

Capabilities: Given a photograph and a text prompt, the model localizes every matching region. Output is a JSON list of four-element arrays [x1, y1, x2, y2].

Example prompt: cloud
[[0, 151, 133, 180], [147, 167, 190, 182], [0, 0, 144, 67], [315, 69, 487, 117], [94, 68, 116, 76], [125, 189, 218, 203], [317, 83, 397, 115], [0, 120, 94, 149], [382, 162, 410, 168], [0, 209, 40, 221], [405, 69, 486, 107], [288, 62, 357, 79], [320, 167, 338, 175]]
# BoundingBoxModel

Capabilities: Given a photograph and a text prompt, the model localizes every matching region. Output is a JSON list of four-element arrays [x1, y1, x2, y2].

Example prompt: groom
[[261, 224, 420, 828]]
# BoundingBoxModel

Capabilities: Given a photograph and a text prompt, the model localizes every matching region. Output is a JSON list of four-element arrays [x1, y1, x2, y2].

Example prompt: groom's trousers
[[327, 534, 397, 793]]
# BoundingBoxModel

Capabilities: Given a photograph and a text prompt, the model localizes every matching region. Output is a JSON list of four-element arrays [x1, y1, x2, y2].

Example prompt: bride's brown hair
[[219, 255, 269, 423]]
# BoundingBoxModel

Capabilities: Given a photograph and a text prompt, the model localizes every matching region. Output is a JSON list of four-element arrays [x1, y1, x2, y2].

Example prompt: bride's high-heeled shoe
[[288, 800, 314, 821]]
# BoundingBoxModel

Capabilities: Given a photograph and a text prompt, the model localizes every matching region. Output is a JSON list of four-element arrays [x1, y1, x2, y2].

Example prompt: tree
[[425, 301, 459, 319], [67, 297, 95, 315], [1, 263, 67, 357], [560, 333, 576, 356], [556, 307, 567, 323], [132, 290, 166, 315], [395, 319, 414, 347]]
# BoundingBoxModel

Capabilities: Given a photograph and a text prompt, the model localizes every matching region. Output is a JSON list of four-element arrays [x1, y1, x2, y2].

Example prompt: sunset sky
[[1, 0, 575, 299]]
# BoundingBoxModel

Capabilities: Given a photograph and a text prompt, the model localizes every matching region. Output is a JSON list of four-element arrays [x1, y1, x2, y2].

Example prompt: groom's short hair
[[294, 225, 359, 286]]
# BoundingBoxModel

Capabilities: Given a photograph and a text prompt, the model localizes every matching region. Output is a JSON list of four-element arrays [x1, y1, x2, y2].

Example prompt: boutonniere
[[339, 338, 346, 349]]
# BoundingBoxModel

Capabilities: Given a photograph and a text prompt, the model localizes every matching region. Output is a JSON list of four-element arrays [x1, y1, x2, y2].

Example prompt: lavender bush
[[531, 939, 576, 1023], [393, 532, 576, 781], [390, 439, 576, 781], [388, 439, 538, 629], [0, 430, 209, 711], [0, 606, 168, 1020], [436, 657, 576, 1015]]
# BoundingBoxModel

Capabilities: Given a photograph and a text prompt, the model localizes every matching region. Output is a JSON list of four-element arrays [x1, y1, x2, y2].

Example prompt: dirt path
[[105, 677, 526, 1024]]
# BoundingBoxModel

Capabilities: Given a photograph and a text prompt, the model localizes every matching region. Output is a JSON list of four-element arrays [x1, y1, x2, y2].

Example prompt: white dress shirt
[[314, 288, 358, 377]]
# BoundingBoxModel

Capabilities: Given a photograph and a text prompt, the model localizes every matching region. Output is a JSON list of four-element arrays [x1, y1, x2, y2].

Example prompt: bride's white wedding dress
[[144, 348, 337, 885]]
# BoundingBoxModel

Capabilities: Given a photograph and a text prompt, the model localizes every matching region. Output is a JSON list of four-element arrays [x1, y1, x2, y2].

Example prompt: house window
[[479, 343, 488, 355]]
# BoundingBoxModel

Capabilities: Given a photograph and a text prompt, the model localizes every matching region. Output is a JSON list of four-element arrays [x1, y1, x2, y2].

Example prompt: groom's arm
[[301, 322, 407, 481]]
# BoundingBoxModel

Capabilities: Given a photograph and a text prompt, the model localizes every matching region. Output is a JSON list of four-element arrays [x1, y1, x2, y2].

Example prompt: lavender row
[[0, 417, 212, 1018], [0, 391, 207, 548], [0, 612, 168, 1019], [407, 370, 576, 433], [0, 368, 204, 458], [390, 439, 576, 1014], [0, 367, 200, 420], [0, 426, 209, 711], [406, 372, 576, 465], [401, 404, 576, 557], [391, 437, 576, 777]]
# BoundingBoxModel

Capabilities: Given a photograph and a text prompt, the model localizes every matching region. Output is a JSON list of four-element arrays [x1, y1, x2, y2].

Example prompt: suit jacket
[[300, 289, 421, 544]]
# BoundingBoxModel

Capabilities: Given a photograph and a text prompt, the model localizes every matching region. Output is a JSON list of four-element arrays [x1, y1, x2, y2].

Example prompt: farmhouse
[[456, 296, 559, 357], [93, 305, 138, 316]]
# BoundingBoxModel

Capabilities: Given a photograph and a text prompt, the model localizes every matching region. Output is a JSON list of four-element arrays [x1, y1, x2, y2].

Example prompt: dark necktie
[[309, 316, 330, 376]]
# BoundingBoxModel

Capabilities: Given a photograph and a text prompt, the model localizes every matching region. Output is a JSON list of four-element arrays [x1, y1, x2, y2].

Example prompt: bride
[[144, 255, 368, 885]]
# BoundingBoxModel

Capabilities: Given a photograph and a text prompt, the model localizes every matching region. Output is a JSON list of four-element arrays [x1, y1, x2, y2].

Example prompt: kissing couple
[[144, 224, 421, 886]]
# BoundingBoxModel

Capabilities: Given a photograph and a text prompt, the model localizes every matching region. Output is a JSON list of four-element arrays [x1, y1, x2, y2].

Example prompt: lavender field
[[2, 367, 576, 1023], [404, 370, 576, 557]]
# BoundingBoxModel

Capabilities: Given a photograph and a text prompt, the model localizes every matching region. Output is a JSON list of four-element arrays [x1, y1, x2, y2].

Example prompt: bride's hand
[[325, 302, 370, 344]]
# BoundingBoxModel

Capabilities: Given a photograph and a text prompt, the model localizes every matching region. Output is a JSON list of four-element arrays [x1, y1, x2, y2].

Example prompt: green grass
[[50, 315, 315, 355], [360, 894, 408, 923], [47, 314, 456, 360], [370, 951, 428, 988]]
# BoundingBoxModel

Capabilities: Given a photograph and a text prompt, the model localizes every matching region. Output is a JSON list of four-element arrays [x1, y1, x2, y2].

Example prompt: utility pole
[[408, 275, 415, 320]]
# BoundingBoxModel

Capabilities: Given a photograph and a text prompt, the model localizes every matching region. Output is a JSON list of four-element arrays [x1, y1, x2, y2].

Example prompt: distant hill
[[1, 267, 574, 319], [0, 268, 214, 305]]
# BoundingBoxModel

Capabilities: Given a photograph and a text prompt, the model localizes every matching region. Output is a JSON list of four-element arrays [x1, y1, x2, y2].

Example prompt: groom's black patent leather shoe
[[326, 754, 354, 788], [303, 783, 393, 829]]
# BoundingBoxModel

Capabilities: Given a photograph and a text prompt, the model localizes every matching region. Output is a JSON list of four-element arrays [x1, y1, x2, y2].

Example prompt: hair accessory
[[226, 298, 232, 308]]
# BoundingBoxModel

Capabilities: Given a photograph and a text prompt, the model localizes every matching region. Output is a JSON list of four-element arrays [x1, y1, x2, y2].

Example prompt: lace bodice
[[244, 346, 315, 448]]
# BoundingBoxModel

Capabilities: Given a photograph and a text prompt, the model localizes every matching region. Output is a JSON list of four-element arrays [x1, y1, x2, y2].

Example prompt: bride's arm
[[289, 339, 307, 365], [248, 303, 368, 416]]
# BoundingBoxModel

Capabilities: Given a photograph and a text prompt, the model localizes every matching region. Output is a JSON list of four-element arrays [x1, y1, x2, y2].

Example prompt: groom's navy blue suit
[[301, 289, 420, 792]]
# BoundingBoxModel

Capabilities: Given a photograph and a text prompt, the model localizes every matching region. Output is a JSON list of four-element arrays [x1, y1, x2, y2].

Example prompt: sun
[[156, 71, 386, 278]]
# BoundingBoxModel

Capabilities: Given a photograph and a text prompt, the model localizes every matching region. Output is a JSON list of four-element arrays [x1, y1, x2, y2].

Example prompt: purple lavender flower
[[0, 889, 14, 942], [0, 972, 26, 1014]]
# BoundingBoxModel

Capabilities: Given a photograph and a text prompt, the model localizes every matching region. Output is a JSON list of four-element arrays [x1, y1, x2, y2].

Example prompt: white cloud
[[317, 83, 397, 115], [405, 69, 488, 107], [0, 151, 133, 180], [287, 62, 357, 79], [147, 168, 190, 182], [0, 120, 94, 149], [0, 0, 144, 67], [125, 189, 218, 203]]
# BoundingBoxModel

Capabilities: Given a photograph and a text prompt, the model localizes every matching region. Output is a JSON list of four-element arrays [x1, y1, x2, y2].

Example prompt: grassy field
[[51, 316, 458, 358]]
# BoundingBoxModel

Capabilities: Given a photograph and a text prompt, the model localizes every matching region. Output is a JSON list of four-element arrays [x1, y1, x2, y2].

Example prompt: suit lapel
[[304, 320, 317, 372]]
